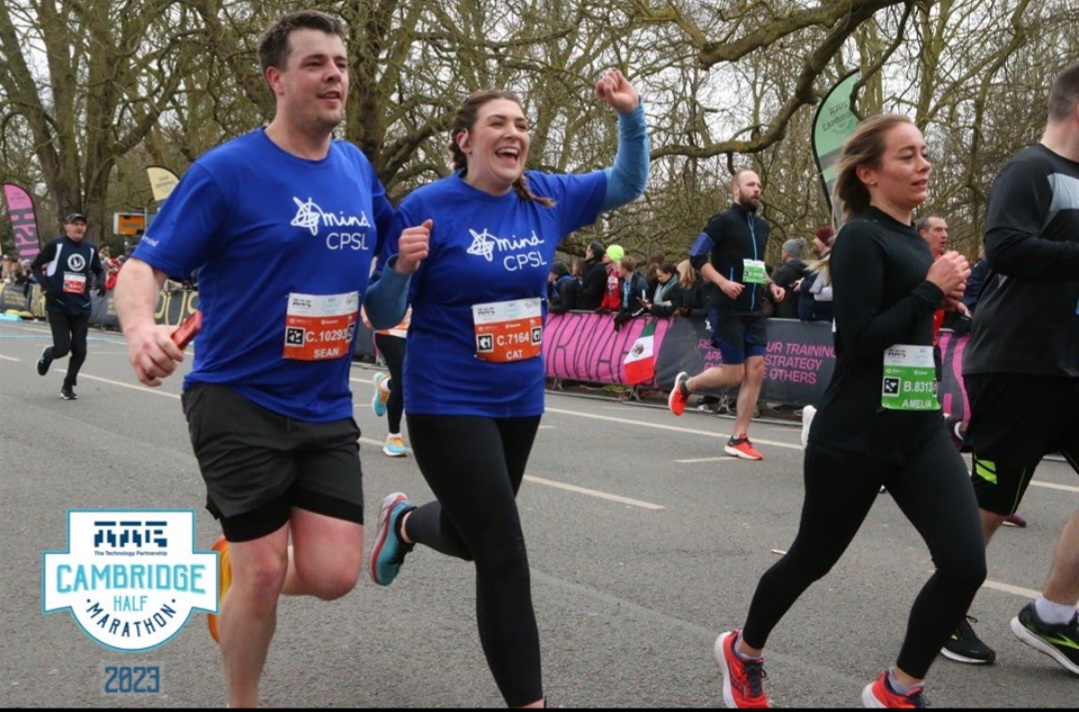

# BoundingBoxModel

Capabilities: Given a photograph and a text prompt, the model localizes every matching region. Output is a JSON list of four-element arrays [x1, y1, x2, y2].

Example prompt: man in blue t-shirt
[[113, 11, 428, 707]]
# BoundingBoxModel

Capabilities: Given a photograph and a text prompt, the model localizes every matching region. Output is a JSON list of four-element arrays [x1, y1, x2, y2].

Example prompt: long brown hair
[[448, 90, 555, 207], [832, 114, 913, 221]]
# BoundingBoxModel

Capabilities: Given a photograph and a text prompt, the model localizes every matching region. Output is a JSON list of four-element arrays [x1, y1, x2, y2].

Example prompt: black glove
[[97, 285, 107, 297]]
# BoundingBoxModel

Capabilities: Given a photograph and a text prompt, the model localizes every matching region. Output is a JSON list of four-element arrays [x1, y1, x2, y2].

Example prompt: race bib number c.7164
[[472, 298, 543, 363]]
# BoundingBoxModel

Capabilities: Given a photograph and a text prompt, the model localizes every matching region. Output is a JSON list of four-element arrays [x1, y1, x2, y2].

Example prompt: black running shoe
[[60, 385, 77, 400], [1011, 602, 1079, 675], [941, 615, 996, 664], [37, 347, 53, 376]]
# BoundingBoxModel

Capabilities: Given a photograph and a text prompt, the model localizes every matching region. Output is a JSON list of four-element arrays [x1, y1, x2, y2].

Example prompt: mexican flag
[[623, 320, 656, 385]]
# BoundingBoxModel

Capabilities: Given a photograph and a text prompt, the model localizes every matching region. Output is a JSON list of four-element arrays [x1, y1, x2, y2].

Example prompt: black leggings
[[742, 437, 986, 679], [46, 311, 90, 388], [374, 333, 406, 434], [403, 414, 542, 707]]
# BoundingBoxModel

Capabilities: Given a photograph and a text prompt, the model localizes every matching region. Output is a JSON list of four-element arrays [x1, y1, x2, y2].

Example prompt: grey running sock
[[733, 632, 760, 661], [886, 668, 923, 696]]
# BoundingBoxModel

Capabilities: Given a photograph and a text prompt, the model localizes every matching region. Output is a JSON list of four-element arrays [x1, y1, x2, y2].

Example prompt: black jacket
[[577, 257, 607, 311], [30, 236, 104, 315], [689, 203, 771, 313]]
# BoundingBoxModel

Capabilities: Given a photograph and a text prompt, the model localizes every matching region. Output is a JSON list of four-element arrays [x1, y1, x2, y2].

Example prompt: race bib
[[283, 292, 359, 361], [881, 345, 939, 411], [63, 272, 87, 294], [742, 259, 768, 285], [472, 298, 543, 363]]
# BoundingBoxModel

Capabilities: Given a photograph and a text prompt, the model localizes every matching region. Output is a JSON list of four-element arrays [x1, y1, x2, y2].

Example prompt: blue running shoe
[[383, 435, 407, 458], [370, 492, 413, 586], [372, 372, 390, 417]]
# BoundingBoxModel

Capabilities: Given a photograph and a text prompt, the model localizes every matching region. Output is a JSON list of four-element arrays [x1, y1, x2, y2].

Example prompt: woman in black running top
[[713, 115, 986, 709]]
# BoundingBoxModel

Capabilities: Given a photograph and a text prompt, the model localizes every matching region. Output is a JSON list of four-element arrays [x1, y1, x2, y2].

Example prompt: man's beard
[[738, 195, 760, 212]]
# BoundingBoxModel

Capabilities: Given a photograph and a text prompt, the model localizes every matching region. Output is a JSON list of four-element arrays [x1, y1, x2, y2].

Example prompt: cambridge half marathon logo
[[42, 510, 218, 652]]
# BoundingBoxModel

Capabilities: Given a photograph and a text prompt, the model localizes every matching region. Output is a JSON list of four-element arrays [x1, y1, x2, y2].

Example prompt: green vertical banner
[[812, 71, 861, 226]]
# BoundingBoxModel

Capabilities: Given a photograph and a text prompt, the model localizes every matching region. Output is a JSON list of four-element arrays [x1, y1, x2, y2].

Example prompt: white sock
[[1034, 597, 1078, 625]]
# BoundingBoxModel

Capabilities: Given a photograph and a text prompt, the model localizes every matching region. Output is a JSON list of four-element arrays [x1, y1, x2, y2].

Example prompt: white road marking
[[545, 406, 803, 451], [0, 354, 20, 362], [523, 475, 664, 510]]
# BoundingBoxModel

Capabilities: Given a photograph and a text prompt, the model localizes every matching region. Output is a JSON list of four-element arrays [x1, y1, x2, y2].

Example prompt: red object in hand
[[171, 310, 202, 348]]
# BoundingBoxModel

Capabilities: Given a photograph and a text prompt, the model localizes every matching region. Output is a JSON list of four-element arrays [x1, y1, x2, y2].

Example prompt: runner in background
[[364, 302, 411, 457]]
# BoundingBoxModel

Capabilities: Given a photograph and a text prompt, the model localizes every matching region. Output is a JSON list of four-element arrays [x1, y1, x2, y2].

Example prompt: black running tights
[[47, 311, 89, 388], [374, 332, 406, 434], [741, 437, 986, 679], [403, 413, 542, 706]]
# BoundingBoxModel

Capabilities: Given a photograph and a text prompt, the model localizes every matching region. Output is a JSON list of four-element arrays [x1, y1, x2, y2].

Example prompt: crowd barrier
[[0, 284, 969, 416]]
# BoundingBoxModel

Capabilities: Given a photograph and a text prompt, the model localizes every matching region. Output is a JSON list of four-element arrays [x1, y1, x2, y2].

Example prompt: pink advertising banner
[[542, 312, 671, 387], [2, 183, 41, 263]]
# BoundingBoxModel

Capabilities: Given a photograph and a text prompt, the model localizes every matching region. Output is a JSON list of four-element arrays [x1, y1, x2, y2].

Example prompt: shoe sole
[[668, 372, 688, 416], [382, 447, 407, 458], [861, 683, 886, 708], [369, 492, 407, 585], [207, 536, 230, 644], [1002, 517, 1027, 528], [713, 632, 738, 709], [940, 647, 994, 664], [1010, 616, 1079, 675], [724, 445, 763, 461]]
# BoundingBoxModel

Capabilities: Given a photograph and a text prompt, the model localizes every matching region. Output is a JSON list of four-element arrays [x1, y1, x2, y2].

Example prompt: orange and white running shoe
[[714, 629, 771, 708], [725, 434, 763, 461], [861, 671, 928, 708]]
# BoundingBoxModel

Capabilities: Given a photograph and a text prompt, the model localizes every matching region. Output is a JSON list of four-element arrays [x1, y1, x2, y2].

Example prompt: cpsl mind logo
[[42, 510, 218, 652]]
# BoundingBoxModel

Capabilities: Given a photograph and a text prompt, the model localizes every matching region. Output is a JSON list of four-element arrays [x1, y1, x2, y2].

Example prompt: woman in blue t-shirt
[[368, 70, 649, 708]]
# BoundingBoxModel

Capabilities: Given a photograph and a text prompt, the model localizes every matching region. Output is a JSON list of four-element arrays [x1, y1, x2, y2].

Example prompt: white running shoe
[[800, 404, 816, 448]]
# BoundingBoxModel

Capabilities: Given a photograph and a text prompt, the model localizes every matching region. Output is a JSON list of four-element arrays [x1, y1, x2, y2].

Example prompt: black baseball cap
[[64, 212, 87, 224]]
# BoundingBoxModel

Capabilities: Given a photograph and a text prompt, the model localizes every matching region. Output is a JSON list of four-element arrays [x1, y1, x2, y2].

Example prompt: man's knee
[[744, 356, 766, 382], [305, 566, 359, 601]]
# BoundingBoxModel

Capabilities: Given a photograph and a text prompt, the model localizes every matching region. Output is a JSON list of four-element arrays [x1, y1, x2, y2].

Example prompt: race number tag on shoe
[[63, 272, 87, 294], [742, 259, 768, 285], [472, 298, 543, 363], [283, 292, 359, 361], [881, 345, 939, 410]]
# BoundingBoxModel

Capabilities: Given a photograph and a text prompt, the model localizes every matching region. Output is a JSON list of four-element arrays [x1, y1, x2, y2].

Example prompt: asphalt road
[[1, 318, 1075, 707]]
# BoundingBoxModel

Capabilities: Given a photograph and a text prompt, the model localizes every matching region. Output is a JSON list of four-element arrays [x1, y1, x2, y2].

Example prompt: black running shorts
[[181, 383, 365, 541], [709, 310, 768, 365], [964, 374, 1079, 515]]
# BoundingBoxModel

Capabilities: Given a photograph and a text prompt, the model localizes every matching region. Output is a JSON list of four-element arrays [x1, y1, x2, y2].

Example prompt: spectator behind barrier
[[598, 243, 624, 312], [648, 262, 679, 307], [644, 249, 667, 294], [796, 251, 834, 323], [612, 255, 649, 330], [576, 241, 608, 310], [547, 260, 578, 314], [771, 237, 809, 319]]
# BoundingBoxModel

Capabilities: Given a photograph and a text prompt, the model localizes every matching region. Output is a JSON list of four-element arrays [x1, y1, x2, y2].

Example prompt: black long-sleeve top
[[808, 207, 946, 462], [964, 144, 1079, 378]]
